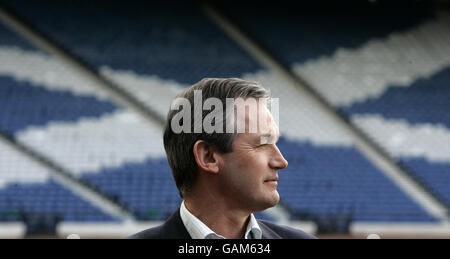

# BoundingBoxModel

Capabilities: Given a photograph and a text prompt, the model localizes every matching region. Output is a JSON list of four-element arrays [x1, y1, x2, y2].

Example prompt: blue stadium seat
[[276, 138, 436, 222], [0, 180, 118, 222]]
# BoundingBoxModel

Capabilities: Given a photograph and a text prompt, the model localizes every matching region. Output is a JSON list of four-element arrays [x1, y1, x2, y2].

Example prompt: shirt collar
[[245, 212, 262, 239], [179, 200, 262, 239]]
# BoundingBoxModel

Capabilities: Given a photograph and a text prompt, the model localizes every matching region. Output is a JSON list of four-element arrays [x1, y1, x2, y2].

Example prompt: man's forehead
[[261, 123, 280, 137], [232, 102, 280, 144], [243, 111, 280, 142], [234, 99, 274, 125], [259, 125, 280, 141], [230, 97, 281, 144]]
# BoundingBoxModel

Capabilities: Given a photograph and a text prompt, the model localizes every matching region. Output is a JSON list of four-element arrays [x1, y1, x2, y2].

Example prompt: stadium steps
[[0, 3, 166, 125], [0, 129, 132, 221], [0, 5, 142, 222], [1, 0, 446, 223], [0, 1, 284, 222]]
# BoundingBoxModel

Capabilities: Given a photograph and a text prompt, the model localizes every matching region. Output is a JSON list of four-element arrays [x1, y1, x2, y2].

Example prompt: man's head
[[163, 78, 288, 212]]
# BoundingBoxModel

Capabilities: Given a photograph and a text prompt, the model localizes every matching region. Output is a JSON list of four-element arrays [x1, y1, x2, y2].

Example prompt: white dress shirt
[[179, 200, 262, 239]]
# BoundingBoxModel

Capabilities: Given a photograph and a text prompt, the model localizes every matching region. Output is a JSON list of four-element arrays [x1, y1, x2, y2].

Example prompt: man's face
[[217, 99, 288, 213]]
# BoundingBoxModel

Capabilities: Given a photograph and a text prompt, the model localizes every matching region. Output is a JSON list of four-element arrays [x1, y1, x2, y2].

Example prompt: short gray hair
[[163, 78, 270, 198]]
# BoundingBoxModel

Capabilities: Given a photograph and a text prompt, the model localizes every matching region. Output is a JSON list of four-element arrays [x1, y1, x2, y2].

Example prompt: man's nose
[[269, 145, 288, 170]]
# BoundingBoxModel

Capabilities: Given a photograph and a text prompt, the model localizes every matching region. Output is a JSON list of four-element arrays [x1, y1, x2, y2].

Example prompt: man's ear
[[193, 140, 220, 174]]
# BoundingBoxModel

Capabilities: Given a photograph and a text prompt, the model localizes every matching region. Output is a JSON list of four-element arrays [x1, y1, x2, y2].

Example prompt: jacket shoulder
[[126, 209, 191, 239], [127, 224, 164, 239], [258, 220, 317, 239]]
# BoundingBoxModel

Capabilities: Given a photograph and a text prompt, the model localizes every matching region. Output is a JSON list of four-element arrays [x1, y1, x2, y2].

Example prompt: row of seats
[[216, 2, 434, 65], [0, 0, 263, 85], [0, 20, 121, 222], [400, 158, 450, 207], [0, 0, 444, 223], [0, 180, 116, 222], [342, 68, 450, 129], [276, 139, 436, 222], [0, 0, 275, 222], [216, 2, 450, 212], [0, 75, 117, 133]]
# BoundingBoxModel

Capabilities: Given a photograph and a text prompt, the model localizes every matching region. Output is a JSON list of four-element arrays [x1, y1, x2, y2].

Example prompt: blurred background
[[1, 0, 450, 239]]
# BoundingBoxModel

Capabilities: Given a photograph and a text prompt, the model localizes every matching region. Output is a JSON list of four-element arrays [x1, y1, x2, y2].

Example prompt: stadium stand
[[0, 0, 275, 223], [342, 68, 450, 129], [0, 20, 118, 225], [2, 1, 450, 239], [218, 3, 435, 65], [0, 0, 443, 229], [0, 75, 118, 134], [0, 0, 263, 119], [81, 158, 181, 221], [0, 180, 116, 222], [277, 138, 436, 222], [0, 0, 262, 84], [215, 2, 450, 213], [344, 68, 450, 208]]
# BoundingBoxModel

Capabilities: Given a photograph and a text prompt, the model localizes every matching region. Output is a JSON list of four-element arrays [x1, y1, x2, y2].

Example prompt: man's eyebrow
[[259, 132, 280, 144], [260, 133, 280, 139]]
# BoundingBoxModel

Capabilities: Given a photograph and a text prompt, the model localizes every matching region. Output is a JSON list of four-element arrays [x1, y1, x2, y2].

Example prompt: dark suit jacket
[[128, 209, 317, 239]]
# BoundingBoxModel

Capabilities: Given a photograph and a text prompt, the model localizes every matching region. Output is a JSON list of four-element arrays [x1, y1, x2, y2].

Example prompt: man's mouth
[[264, 176, 278, 185]]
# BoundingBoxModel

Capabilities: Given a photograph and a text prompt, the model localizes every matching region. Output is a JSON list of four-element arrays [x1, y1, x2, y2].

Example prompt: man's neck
[[184, 195, 251, 239]]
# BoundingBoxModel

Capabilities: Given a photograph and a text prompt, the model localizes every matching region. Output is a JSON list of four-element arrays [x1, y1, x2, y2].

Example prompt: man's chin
[[269, 193, 280, 207], [255, 193, 280, 212]]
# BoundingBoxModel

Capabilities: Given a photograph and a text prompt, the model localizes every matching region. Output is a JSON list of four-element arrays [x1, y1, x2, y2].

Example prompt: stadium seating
[[0, 0, 274, 222], [216, 3, 434, 65], [400, 158, 450, 208], [0, 21, 118, 222], [81, 158, 181, 220], [216, 2, 450, 214], [0, 75, 118, 134], [0, 180, 117, 222], [342, 68, 450, 130], [342, 68, 450, 208], [276, 139, 436, 222], [1, 0, 263, 85], [0, 1, 446, 226]]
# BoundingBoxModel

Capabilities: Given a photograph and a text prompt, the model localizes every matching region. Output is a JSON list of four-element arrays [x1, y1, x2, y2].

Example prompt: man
[[129, 78, 316, 239]]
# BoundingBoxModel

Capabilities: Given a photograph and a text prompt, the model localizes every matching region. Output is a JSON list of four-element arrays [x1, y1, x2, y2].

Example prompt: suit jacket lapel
[[161, 210, 282, 239], [258, 220, 282, 239], [160, 209, 192, 239]]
